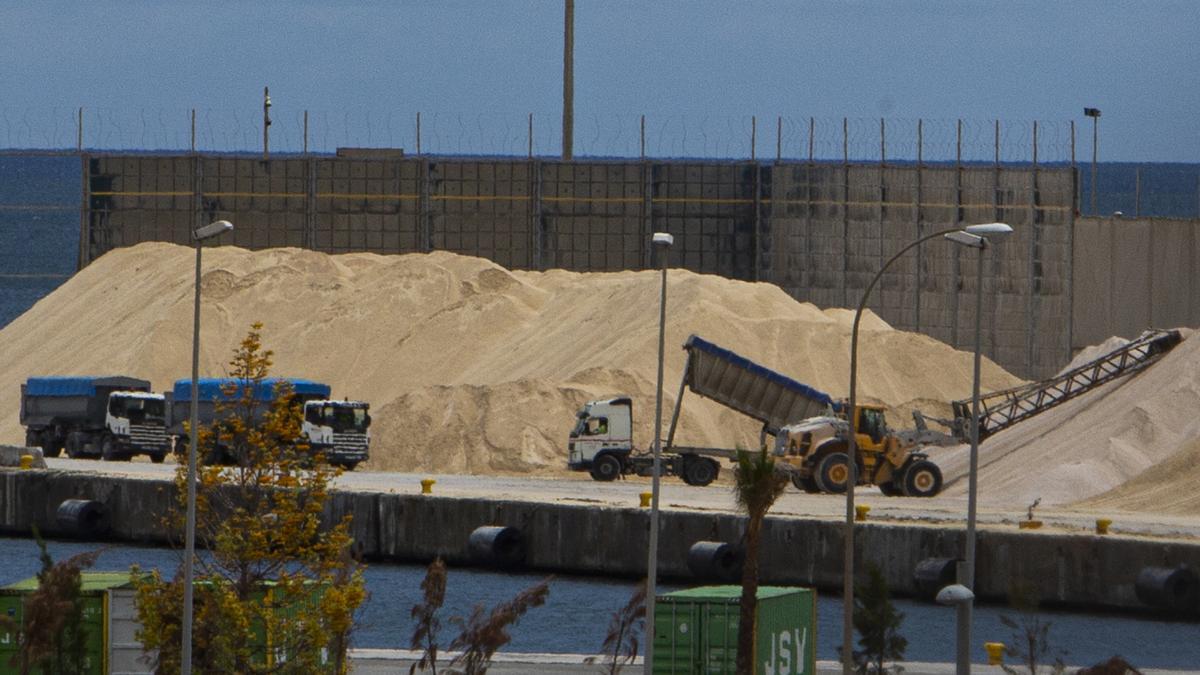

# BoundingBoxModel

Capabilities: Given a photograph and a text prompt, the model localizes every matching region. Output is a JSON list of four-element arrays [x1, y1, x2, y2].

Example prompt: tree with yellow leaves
[[133, 323, 365, 674]]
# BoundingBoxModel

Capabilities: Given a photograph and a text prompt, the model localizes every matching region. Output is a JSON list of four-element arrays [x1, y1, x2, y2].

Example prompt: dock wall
[[4, 470, 1197, 613]]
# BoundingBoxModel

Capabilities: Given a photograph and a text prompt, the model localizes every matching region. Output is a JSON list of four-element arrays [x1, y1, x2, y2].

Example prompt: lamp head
[[1083, 107, 1101, 118], [935, 583, 975, 606], [194, 220, 234, 241], [944, 231, 986, 249], [964, 222, 1013, 238], [652, 232, 674, 248]]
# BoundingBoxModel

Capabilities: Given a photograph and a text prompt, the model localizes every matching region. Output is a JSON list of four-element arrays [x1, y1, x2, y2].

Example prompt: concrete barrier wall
[[83, 154, 1081, 379], [6, 470, 1199, 612], [1073, 216, 1200, 350]]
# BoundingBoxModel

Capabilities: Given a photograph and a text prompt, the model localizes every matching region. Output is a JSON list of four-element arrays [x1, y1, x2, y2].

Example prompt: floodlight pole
[[644, 232, 673, 675], [182, 220, 232, 675]]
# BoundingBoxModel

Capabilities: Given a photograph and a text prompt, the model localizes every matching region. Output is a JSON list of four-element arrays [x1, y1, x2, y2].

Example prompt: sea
[[2, 154, 1200, 669]]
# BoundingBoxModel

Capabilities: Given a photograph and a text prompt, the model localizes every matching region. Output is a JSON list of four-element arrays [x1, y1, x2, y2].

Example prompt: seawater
[[2, 537, 1197, 669]]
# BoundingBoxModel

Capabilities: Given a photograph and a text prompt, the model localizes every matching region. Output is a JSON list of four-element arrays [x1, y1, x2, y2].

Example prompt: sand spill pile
[[0, 242, 1023, 476]]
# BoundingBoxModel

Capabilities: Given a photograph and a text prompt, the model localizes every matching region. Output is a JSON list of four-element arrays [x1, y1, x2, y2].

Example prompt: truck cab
[[105, 391, 170, 461], [302, 399, 371, 470], [567, 397, 634, 479]]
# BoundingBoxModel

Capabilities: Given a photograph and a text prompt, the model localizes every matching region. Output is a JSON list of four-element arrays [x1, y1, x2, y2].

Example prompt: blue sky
[[2, 1, 1197, 161]]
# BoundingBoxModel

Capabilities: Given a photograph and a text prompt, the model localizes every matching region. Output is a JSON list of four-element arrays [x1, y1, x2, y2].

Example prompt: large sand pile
[[934, 328, 1200, 512], [0, 242, 1023, 477]]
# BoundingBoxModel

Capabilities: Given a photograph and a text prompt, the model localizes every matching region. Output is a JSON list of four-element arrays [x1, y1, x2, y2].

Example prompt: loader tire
[[815, 452, 851, 494], [902, 460, 943, 498], [589, 454, 622, 482], [878, 481, 904, 497], [791, 472, 821, 493]]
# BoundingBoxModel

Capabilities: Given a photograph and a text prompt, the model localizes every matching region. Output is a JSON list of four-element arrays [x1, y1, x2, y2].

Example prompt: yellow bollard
[[1096, 518, 1112, 535], [639, 492, 652, 508], [984, 642, 1005, 665], [855, 505, 870, 522], [420, 478, 436, 495], [19, 455, 33, 471]]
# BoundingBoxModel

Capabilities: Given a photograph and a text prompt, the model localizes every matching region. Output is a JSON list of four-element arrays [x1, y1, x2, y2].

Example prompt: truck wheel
[[589, 454, 622, 482], [41, 432, 62, 458], [902, 460, 943, 497], [65, 433, 85, 459], [815, 452, 851, 494], [101, 435, 120, 461], [682, 457, 718, 487], [149, 452, 167, 464], [337, 461, 359, 472], [791, 472, 820, 493], [25, 430, 39, 449]]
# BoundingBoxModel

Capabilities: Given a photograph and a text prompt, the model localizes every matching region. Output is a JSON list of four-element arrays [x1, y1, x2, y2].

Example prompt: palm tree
[[733, 446, 789, 675]]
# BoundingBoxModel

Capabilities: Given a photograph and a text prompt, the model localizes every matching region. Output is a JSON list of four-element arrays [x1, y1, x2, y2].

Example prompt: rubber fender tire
[[589, 454, 622, 482], [815, 452, 851, 494], [683, 457, 718, 487], [468, 525, 525, 569], [902, 460, 943, 497], [55, 499, 110, 538], [686, 541, 744, 583]]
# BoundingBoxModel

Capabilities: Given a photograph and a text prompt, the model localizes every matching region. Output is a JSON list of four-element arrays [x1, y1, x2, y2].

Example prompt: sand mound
[[933, 328, 1200, 511], [0, 242, 1025, 480]]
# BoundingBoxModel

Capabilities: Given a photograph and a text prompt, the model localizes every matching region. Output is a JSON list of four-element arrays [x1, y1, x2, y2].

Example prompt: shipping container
[[653, 585, 816, 675]]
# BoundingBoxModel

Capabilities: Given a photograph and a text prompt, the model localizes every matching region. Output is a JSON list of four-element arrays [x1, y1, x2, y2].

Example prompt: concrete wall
[[1073, 216, 1200, 350], [83, 154, 1081, 379], [5, 470, 1198, 613]]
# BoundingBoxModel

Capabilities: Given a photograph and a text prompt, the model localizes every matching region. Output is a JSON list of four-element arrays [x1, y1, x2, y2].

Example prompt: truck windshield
[[110, 396, 165, 422]]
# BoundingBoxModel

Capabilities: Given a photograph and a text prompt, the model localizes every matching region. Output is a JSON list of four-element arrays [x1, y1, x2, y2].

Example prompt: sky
[[2, 1, 1198, 161]]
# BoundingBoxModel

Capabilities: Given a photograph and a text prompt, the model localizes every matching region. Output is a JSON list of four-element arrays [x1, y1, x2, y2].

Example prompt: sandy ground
[[3, 243, 1198, 515]]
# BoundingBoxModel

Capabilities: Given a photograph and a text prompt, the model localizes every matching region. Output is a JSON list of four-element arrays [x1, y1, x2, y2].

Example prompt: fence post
[[528, 113, 534, 158], [640, 115, 646, 160], [191, 109, 196, 153], [303, 110, 309, 155], [416, 112, 422, 156], [751, 115, 757, 161], [776, 116, 782, 162], [77, 107, 83, 152], [1135, 167, 1141, 217]]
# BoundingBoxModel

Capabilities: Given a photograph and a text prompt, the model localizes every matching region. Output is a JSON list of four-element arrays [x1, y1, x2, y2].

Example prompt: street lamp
[[841, 222, 1011, 675], [1084, 108, 1101, 215], [182, 219, 233, 675], [644, 231, 673, 675], [945, 221, 1011, 675]]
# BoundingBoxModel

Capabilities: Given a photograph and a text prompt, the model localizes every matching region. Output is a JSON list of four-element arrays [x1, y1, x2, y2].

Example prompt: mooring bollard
[[639, 491, 652, 508], [1096, 518, 1112, 535], [19, 454, 33, 470], [855, 504, 870, 521], [984, 642, 1005, 665], [420, 478, 436, 495]]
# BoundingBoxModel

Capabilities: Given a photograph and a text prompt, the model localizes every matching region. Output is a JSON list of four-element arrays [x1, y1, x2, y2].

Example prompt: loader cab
[[851, 404, 889, 449]]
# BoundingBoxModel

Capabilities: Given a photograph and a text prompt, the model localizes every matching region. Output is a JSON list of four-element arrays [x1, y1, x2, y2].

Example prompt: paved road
[[40, 456, 1200, 542]]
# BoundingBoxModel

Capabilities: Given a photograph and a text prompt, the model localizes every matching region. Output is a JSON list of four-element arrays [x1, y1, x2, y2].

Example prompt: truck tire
[[589, 454, 622, 482], [902, 460, 943, 497], [149, 451, 167, 464], [25, 430, 39, 449], [101, 435, 124, 461], [40, 432, 62, 458], [336, 460, 360, 471], [65, 432, 88, 459], [791, 472, 820, 493], [682, 457, 718, 487], [815, 452, 851, 494]]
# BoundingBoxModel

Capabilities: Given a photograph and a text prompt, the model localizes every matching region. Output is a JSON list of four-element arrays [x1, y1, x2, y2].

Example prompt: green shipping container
[[653, 585, 816, 675], [0, 572, 134, 675]]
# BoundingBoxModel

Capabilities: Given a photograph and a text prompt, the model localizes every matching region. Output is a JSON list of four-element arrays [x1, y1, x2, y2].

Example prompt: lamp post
[[644, 231, 673, 675], [1084, 108, 1101, 215], [182, 219, 233, 675], [945, 222, 1012, 674], [841, 222, 1011, 675]]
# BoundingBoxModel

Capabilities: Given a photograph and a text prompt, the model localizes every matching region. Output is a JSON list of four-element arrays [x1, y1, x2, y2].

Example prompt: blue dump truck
[[167, 377, 371, 470], [20, 376, 172, 462]]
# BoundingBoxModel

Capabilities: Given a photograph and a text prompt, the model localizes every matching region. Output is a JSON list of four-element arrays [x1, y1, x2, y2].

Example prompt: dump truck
[[568, 335, 841, 486], [20, 376, 171, 462], [167, 377, 371, 470]]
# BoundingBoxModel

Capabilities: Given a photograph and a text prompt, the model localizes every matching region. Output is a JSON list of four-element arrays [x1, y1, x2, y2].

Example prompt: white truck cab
[[567, 397, 634, 478], [302, 399, 371, 470], [104, 391, 170, 461]]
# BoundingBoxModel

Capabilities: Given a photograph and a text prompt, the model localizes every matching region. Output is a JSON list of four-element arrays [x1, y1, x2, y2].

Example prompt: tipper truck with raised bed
[[167, 377, 371, 470], [568, 334, 945, 494], [569, 335, 841, 486], [20, 376, 171, 462]]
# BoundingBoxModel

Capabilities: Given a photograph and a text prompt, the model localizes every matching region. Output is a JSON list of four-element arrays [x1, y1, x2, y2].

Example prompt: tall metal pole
[[561, 0, 574, 160], [182, 242, 202, 675], [644, 233, 671, 675], [956, 241, 986, 674], [844, 226, 973, 674], [263, 86, 271, 161]]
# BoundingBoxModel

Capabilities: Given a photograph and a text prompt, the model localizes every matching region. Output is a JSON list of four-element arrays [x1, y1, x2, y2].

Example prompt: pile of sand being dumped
[[933, 328, 1200, 512], [0, 242, 1025, 478]]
